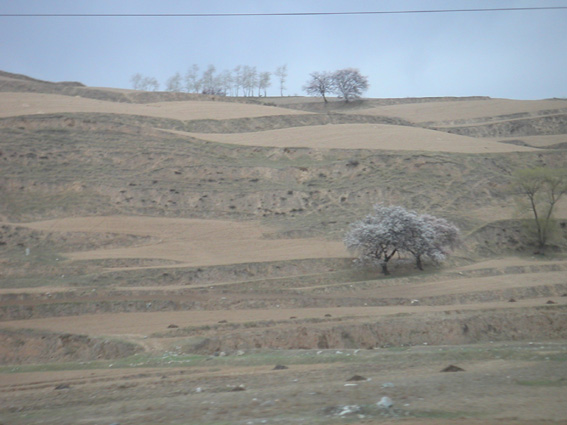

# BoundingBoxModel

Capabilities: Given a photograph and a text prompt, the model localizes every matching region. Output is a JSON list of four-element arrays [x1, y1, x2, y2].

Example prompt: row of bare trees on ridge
[[131, 64, 288, 97], [131, 65, 370, 101]]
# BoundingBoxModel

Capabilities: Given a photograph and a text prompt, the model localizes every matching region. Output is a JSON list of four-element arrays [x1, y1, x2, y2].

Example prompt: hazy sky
[[1, 0, 566, 99]]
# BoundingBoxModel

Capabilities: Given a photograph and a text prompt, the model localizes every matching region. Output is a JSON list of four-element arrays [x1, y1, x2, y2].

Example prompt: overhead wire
[[1, 6, 567, 18]]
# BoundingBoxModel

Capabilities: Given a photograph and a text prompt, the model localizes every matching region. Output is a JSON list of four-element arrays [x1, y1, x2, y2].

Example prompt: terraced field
[[1, 71, 566, 424]]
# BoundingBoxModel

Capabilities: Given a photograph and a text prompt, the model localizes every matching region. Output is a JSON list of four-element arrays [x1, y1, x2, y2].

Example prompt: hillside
[[2, 71, 566, 232], [1, 71, 567, 425]]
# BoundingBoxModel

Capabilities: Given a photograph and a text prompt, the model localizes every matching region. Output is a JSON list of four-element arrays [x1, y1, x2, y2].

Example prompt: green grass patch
[[2, 343, 566, 375], [0, 352, 206, 374], [0, 350, 367, 374]]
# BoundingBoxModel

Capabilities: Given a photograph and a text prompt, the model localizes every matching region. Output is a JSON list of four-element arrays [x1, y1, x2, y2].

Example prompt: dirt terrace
[[1, 75, 567, 424]]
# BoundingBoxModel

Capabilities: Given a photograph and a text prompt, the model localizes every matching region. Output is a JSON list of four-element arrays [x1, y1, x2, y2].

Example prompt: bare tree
[[344, 205, 459, 275], [331, 68, 369, 102], [512, 167, 567, 250], [165, 72, 183, 92], [232, 65, 243, 96], [241, 65, 257, 97], [184, 64, 201, 93], [200, 64, 217, 94], [143, 77, 159, 91], [303, 71, 334, 103], [217, 70, 233, 96], [130, 73, 144, 90], [131, 73, 159, 91], [258, 71, 271, 97], [274, 64, 288, 96]]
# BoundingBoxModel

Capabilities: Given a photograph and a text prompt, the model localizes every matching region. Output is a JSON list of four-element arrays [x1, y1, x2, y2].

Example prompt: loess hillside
[[1, 71, 567, 239], [2, 72, 567, 425]]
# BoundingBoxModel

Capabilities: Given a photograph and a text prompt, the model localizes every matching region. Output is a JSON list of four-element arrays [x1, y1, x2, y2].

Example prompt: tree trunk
[[528, 193, 545, 249], [380, 249, 396, 275], [416, 255, 424, 271]]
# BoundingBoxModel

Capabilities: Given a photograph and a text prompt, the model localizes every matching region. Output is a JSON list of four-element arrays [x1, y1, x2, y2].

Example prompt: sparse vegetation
[[512, 167, 567, 250], [1, 71, 567, 424]]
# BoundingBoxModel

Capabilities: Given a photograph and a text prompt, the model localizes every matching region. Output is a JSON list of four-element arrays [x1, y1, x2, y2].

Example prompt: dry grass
[[488, 134, 567, 148], [2, 75, 567, 425]]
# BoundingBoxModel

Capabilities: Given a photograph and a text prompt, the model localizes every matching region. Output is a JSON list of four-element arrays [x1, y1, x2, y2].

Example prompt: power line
[[1, 6, 567, 18]]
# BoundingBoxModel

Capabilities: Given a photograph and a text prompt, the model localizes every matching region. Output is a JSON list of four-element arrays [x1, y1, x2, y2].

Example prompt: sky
[[0, 0, 566, 100]]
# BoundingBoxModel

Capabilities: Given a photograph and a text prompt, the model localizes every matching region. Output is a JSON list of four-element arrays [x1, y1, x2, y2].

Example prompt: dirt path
[[300, 269, 567, 295]]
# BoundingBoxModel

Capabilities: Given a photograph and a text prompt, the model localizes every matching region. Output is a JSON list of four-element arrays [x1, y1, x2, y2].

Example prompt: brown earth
[[346, 98, 567, 124], [7, 216, 347, 267], [0, 92, 313, 121], [185, 124, 536, 153], [1, 72, 567, 424]]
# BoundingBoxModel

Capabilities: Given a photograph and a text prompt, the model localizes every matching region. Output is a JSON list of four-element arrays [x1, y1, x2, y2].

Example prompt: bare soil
[[1, 74, 567, 424], [185, 124, 536, 153], [0, 92, 312, 121], [1, 216, 566, 424], [9, 216, 346, 267], [347, 98, 567, 124]]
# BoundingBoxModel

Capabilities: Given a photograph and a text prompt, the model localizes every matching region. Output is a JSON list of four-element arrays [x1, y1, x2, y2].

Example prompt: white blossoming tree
[[344, 205, 460, 275]]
